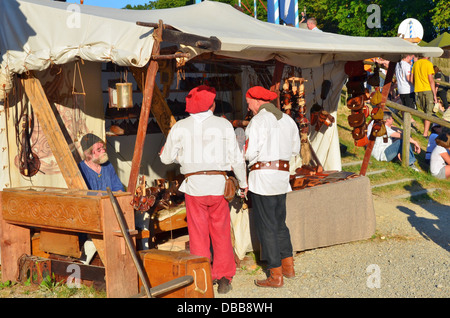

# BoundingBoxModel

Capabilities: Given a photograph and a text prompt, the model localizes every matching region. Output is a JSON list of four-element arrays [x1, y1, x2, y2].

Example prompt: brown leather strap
[[250, 160, 290, 172], [184, 170, 227, 178]]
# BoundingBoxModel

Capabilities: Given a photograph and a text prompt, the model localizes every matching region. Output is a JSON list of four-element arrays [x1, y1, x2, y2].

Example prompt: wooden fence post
[[402, 112, 411, 167]]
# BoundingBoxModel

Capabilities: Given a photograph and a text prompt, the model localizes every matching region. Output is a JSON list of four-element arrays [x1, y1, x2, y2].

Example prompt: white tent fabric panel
[[0, 0, 443, 95]]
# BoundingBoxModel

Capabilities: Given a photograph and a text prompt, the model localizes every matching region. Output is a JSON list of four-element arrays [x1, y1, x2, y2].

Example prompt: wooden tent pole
[[270, 60, 285, 109], [127, 20, 163, 194], [360, 61, 396, 176]]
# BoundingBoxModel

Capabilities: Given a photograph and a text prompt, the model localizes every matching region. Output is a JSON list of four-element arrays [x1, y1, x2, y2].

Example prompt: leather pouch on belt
[[224, 176, 238, 202]]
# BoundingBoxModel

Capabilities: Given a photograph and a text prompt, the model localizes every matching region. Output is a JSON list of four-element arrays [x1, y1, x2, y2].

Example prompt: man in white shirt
[[160, 85, 248, 294], [306, 18, 322, 32], [367, 112, 421, 171], [244, 86, 300, 288], [395, 54, 415, 109]]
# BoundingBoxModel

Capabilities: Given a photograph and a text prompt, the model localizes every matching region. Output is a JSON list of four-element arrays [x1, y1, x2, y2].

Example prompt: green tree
[[431, 0, 450, 33]]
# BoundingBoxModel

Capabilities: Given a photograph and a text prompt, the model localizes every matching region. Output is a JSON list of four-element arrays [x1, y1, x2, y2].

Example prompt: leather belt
[[250, 160, 290, 172], [184, 170, 227, 178]]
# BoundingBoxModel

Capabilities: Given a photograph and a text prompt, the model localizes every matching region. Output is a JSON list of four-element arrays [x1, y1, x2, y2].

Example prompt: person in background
[[159, 85, 248, 294], [434, 65, 449, 111], [412, 54, 438, 138], [244, 86, 300, 288], [368, 112, 421, 171], [425, 123, 443, 165], [430, 132, 450, 179], [306, 18, 322, 32], [78, 133, 124, 265], [396, 54, 416, 110], [79, 133, 124, 192]]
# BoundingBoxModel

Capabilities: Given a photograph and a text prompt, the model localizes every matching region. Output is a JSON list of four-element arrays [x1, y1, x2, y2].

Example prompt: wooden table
[[0, 187, 139, 298]]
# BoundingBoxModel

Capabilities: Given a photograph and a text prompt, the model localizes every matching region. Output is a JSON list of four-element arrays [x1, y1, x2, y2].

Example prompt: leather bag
[[224, 175, 238, 202], [348, 112, 365, 128]]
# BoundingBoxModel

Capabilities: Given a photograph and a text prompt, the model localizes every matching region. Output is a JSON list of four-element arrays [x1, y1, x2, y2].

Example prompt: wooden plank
[[128, 21, 164, 194], [1, 189, 103, 233], [21, 73, 87, 190], [386, 100, 450, 130], [39, 230, 82, 258], [402, 112, 411, 168], [101, 194, 139, 297], [270, 61, 285, 109], [0, 192, 32, 282], [129, 66, 176, 136], [394, 188, 439, 199], [371, 178, 414, 188]]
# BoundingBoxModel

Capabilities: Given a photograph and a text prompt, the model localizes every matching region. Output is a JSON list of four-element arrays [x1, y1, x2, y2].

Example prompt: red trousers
[[185, 194, 236, 281]]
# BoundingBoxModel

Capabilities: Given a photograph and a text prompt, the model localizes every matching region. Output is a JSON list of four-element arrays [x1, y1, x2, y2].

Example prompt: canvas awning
[[0, 0, 444, 99]]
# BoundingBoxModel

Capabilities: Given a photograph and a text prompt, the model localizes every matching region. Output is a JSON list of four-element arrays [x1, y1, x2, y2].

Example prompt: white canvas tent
[[0, 0, 444, 191]]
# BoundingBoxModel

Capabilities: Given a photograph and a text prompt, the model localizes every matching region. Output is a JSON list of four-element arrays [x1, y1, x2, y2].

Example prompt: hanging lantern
[[115, 82, 133, 108]]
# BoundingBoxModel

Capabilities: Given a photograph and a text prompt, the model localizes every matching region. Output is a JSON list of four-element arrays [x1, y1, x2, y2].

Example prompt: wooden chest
[[138, 249, 214, 298]]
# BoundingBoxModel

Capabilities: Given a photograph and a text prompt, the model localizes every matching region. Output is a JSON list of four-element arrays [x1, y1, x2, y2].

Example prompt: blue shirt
[[79, 161, 124, 192]]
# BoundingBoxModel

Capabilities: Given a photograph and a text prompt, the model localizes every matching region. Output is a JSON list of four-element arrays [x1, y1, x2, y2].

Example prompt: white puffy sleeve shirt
[[160, 111, 247, 196], [245, 109, 300, 195]]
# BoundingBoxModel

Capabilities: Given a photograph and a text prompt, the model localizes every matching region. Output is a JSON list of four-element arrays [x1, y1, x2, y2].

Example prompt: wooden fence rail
[[386, 100, 450, 167]]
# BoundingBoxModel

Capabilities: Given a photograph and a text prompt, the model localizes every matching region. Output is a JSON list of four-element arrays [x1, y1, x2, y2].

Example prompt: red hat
[[185, 85, 216, 114], [246, 86, 278, 101]]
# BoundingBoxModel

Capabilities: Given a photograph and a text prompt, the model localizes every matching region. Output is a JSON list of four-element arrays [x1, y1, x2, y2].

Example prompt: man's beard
[[93, 153, 108, 165]]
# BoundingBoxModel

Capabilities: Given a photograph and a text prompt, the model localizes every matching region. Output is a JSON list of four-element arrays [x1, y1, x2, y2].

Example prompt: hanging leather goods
[[347, 111, 365, 128], [346, 95, 364, 111], [352, 123, 367, 141], [281, 80, 292, 115], [310, 103, 322, 126], [131, 175, 156, 212], [320, 80, 332, 101], [18, 114, 41, 177]]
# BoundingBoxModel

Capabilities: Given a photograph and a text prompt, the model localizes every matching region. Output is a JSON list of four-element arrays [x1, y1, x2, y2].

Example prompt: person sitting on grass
[[425, 123, 443, 165], [368, 112, 421, 171], [430, 132, 450, 180]]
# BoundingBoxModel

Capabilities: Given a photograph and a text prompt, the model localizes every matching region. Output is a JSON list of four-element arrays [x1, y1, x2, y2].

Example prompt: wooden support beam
[[129, 66, 176, 137], [360, 61, 397, 176], [402, 112, 411, 168], [270, 60, 285, 109], [21, 73, 87, 190], [127, 20, 164, 194]]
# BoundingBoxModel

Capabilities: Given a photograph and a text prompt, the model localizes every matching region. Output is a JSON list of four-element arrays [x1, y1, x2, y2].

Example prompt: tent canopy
[[0, 0, 444, 96], [424, 32, 450, 49]]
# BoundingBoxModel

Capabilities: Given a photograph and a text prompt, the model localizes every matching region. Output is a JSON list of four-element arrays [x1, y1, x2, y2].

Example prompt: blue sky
[[66, 0, 151, 9]]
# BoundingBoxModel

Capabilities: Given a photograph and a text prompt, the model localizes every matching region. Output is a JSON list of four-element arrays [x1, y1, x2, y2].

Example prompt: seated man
[[368, 112, 421, 171], [78, 133, 124, 192], [77, 133, 124, 264]]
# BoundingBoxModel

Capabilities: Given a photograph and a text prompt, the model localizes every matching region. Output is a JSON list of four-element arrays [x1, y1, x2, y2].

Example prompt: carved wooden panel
[[1, 188, 103, 233]]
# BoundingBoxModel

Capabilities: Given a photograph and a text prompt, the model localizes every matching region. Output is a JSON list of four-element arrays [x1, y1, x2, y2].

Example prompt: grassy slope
[[337, 100, 450, 205]]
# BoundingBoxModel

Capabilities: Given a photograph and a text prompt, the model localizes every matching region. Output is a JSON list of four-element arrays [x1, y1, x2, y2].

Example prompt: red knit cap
[[246, 86, 278, 101], [185, 85, 216, 114]]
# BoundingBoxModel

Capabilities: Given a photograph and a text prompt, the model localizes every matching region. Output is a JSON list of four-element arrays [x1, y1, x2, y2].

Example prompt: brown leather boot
[[281, 256, 295, 278], [255, 267, 283, 288]]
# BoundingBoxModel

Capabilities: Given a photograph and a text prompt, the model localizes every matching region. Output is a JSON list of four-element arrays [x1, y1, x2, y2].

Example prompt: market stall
[[0, 0, 444, 296]]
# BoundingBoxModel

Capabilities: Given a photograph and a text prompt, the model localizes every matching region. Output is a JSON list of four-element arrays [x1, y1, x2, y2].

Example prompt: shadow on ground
[[397, 180, 450, 252]]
